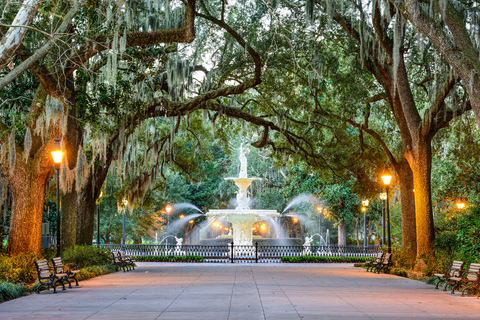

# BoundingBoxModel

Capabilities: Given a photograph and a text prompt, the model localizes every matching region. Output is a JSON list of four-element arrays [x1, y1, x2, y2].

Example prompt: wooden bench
[[366, 252, 383, 272], [34, 259, 67, 294], [447, 263, 480, 296], [119, 250, 135, 271], [433, 260, 464, 290], [51, 257, 80, 287], [374, 252, 392, 274], [112, 251, 127, 272]]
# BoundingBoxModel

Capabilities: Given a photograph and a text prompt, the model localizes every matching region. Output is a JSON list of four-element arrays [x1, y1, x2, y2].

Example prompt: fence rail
[[99, 243, 381, 263]]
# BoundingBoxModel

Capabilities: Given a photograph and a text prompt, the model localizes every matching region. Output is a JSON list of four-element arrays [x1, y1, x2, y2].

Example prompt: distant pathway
[[1, 263, 479, 319]]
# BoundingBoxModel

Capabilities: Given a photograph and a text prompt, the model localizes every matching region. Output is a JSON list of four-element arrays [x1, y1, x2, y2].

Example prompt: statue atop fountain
[[206, 145, 279, 246], [239, 144, 248, 178]]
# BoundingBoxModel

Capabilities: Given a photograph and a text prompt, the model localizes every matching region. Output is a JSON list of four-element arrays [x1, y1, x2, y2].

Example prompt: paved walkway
[[1, 263, 480, 319]]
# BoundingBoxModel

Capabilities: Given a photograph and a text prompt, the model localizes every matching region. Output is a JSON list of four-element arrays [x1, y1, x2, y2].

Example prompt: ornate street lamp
[[381, 167, 393, 253], [362, 200, 369, 250], [122, 198, 128, 250], [316, 206, 323, 245], [379, 193, 387, 246], [51, 137, 63, 257], [96, 191, 103, 248], [165, 202, 172, 249]]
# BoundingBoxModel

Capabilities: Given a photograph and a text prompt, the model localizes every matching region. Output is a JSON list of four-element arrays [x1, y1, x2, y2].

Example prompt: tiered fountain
[[206, 145, 280, 245]]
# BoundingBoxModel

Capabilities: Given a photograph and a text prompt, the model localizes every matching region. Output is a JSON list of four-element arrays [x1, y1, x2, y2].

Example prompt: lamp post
[[381, 167, 393, 253], [316, 206, 322, 245], [362, 200, 369, 250], [122, 199, 127, 250], [96, 191, 102, 248], [165, 202, 172, 250], [379, 193, 387, 246], [456, 198, 466, 210], [51, 137, 63, 257]]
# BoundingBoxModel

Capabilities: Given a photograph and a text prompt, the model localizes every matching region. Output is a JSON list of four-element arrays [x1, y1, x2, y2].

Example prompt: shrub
[[133, 255, 204, 262], [0, 252, 41, 284], [62, 245, 111, 268], [0, 281, 26, 302], [281, 256, 370, 263], [390, 268, 407, 277]]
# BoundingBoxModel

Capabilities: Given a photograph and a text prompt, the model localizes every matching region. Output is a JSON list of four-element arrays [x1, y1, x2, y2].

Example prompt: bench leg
[[55, 278, 66, 291], [36, 282, 45, 294], [72, 275, 79, 286], [450, 282, 458, 294], [435, 278, 442, 289]]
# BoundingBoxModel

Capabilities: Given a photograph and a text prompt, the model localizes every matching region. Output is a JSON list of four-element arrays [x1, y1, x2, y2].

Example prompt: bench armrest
[[65, 263, 78, 271]]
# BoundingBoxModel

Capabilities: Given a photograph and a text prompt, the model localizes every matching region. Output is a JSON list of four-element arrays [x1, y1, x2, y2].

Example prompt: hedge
[[134, 255, 204, 262], [281, 256, 371, 263]]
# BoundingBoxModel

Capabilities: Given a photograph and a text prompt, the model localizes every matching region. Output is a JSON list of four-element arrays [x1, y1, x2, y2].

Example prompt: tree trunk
[[5, 86, 57, 255], [76, 134, 117, 245], [60, 75, 80, 252], [397, 157, 416, 260], [406, 139, 435, 258], [60, 190, 76, 252], [76, 181, 96, 245], [338, 220, 346, 245], [7, 170, 48, 255]]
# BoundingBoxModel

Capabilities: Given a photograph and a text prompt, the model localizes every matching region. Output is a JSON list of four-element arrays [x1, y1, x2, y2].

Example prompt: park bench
[[365, 252, 383, 272], [51, 257, 80, 287], [118, 250, 135, 271], [374, 252, 392, 274], [433, 260, 464, 290], [446, 263, 480, 296], [34, 259, 67, 294], [111, 251, 126, 271]]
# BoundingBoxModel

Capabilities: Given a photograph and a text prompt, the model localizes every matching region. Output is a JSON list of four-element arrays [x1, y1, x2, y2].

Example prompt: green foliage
[[280, 256, 369, 263], [321, 180, 360, 226], [62, 245, 111, 268], [134, 255, 204, 262], [391, 245, 415, 270], [77, 264, 116, 281], [0, 252, 41, 284], [389, 268, 407, 277], [0, 281, 26, 302], [433, 206, 480, 266]]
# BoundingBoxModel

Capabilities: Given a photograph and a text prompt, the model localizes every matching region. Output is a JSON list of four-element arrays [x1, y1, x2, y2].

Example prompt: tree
[[268, 0, 472, 260], [393, 0, 480, 129], [1, 0, 197, 255]]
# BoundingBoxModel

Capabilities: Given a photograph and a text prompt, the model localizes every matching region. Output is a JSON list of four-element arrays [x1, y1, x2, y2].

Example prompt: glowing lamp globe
[[51, 137, 63, 165], [456, 199, 466, 210], [165, 202, 172, 214], [381, 168, 393, 186]]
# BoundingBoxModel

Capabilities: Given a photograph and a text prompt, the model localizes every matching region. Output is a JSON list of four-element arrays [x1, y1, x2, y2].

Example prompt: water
[[263, 216, 290, 246], [157, 235, 176, 244], [310, 233, 327, 246], [284, 213, 315, 226], [173, 202, 203, 213], [282, 194, 318, 213], [168, 213, 204, 231]]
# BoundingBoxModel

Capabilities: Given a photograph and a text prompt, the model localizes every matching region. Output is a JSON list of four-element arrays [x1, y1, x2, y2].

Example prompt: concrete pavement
[[1, 262, 480, 319]]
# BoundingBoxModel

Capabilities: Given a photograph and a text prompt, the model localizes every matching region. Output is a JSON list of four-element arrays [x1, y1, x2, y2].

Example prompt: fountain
[[206, 145, 280, 245]]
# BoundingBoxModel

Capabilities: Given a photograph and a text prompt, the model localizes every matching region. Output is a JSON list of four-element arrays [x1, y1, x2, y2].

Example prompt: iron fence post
[[255, 242, 258, 263], [230, 241, 234, 263]]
